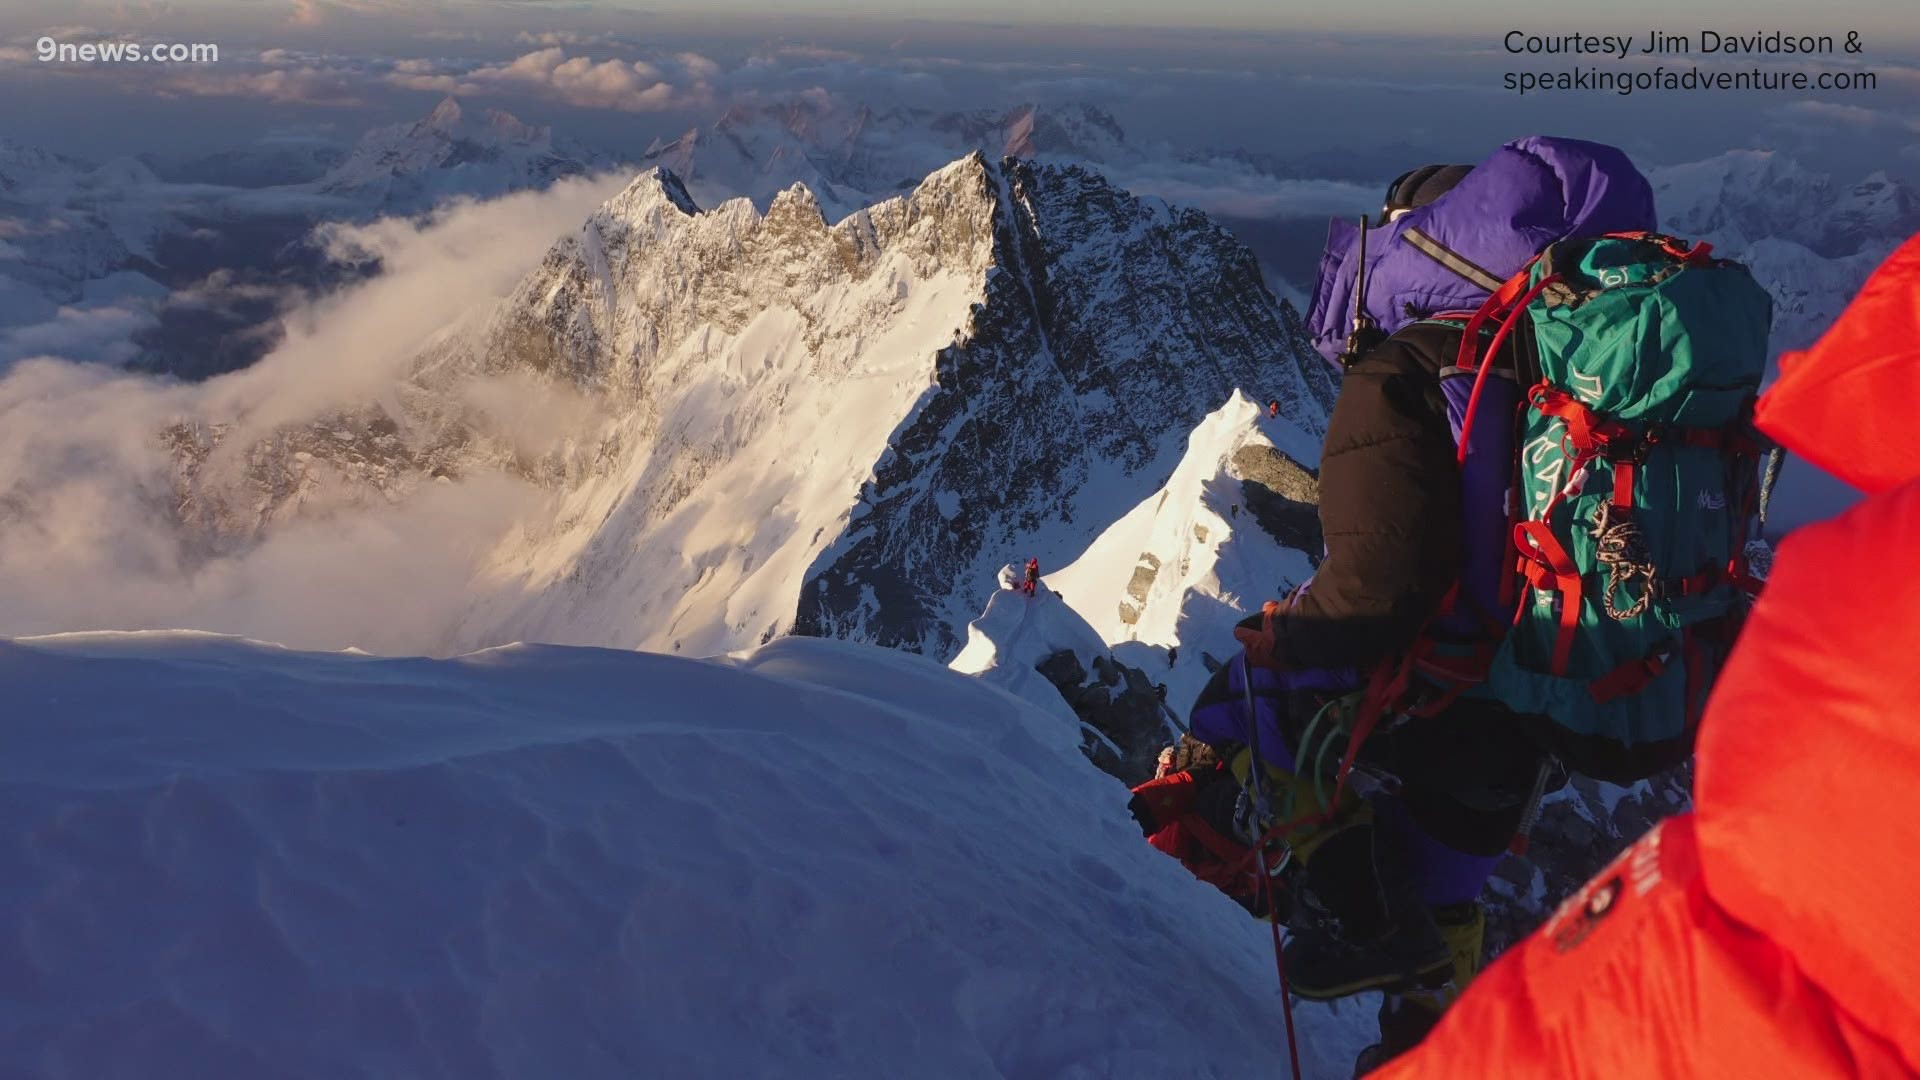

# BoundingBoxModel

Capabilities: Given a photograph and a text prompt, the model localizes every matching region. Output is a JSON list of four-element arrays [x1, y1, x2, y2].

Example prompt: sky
[[3, 0, 1915, 172], [8, 0, 1920, 35]]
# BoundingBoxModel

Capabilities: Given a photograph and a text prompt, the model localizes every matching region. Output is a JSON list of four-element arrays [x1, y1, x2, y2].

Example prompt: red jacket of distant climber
[[1372, 233, 1920, 1079]]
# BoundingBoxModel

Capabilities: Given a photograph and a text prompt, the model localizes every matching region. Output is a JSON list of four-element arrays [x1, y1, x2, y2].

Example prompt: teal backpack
[[1411, 232, 1775, 783]]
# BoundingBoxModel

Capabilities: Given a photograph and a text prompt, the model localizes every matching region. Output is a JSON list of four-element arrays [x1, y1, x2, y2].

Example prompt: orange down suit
[[1374, 234, 1920, 1078]]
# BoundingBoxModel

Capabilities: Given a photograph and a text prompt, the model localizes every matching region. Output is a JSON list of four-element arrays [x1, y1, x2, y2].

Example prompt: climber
[[1267, 400, 1281, 419], [1161, 138, 1739, 1071], [1368, 231, 1920, 1079], [1023, 557, 1039, 597]]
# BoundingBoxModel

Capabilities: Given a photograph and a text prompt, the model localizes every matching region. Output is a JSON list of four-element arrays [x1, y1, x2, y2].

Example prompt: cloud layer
[[0, 174, 629, 654]]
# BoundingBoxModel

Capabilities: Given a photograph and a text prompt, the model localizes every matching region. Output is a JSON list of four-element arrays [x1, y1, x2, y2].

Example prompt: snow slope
[[0, 631, 1375, 1078], [1048, 392, 1323, 711]]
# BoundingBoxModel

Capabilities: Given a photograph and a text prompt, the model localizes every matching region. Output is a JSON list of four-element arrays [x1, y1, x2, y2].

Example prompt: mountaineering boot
[[1283, 823, 1450, 1001], [1351, 902, 1486, 1075]]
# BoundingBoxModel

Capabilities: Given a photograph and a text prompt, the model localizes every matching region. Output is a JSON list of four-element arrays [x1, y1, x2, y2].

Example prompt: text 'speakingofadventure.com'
[[1500, 28, 1876, 96]]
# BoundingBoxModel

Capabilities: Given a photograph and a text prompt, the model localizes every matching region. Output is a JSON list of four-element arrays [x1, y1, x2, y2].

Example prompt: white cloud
[[158, 64, 365, 106], [1106, 162, 1379, 220], [386, 47, 714, 112], [515, 30, 620, 48], [768, 45, 861, 64], [1772, 99, 1920, 135], [0, 302, 157, 369], [0, 174, 632, 654]]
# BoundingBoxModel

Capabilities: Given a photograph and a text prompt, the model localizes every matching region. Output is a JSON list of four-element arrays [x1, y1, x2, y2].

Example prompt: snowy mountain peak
[[595, 166, 703, 227], [165, 154, 1329, 658], [425, 94, 465, 130]]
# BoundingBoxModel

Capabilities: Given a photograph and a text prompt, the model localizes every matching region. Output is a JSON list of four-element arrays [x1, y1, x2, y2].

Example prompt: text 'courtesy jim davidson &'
[[1502, 29, 1875, 96]]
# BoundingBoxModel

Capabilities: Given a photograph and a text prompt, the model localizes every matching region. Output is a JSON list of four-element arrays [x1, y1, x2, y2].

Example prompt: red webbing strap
[[1612, 459, 1636, 511], [1515, 520, 1583, 675], [1530, 386, 1632, 458], [1180, 811, 1259, 868], [1454, 270, 1534, 372], [1600, 230, 1715, 265], [1455, 271, 1563, 467], [1668, 565, 1725, 599], [1587, 645, 1671, 704]]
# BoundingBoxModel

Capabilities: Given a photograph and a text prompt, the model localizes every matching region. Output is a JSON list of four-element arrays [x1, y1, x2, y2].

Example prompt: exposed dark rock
[[1035, 648, 1087, 690], [1035, 648, 1173, 785], [1229, 444, 1324, 557], [1230, 444, 1319, 504], [1118, 552, 1163, 627], [1483, 763, 1693, 956]]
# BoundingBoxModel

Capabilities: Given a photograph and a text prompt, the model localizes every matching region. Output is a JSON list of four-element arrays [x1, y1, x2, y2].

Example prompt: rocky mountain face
[[1484, 766, 1693, 952], [787, 157, 1330, 656], [1036, 647, 1174, 785]]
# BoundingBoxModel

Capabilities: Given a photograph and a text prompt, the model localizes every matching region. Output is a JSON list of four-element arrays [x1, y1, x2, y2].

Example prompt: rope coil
[[1592, 503, 1657, 620]]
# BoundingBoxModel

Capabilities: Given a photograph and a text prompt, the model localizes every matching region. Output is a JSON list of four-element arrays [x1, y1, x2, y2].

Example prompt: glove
[[1233, 599, 1286, 670]]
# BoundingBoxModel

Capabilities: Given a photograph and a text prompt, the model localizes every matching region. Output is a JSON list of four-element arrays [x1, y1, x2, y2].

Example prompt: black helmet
[[1382, 164, 1473, 221]]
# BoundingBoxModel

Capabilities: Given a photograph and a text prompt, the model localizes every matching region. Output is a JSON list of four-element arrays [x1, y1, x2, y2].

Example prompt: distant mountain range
[[2, 94, 1913, 382]]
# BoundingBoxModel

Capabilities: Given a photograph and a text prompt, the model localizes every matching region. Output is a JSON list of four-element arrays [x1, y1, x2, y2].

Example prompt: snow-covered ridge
[[154, 153, 1330, 661], [0, 629, 1377, 1078]]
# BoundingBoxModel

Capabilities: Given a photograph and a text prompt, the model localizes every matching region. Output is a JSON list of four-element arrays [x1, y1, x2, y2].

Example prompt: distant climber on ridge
[[1267, 400, 1281, 419], [1023, 557, 1040, 597], [1132, 136, 1773, 1074]]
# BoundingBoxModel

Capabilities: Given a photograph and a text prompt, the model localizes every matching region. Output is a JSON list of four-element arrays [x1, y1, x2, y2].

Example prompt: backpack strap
[[1455, 269, 1563, 468], [1599, 230, 1715, 266], [1514, 519, 1584, 675]]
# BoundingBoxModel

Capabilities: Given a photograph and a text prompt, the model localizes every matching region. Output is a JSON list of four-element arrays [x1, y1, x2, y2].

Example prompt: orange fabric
[[1370, 238, 1920, 1078], [1371, 817, 1911, 1079], [1691, 480, 1920, 1071], [1755, 231, 1920, 496]]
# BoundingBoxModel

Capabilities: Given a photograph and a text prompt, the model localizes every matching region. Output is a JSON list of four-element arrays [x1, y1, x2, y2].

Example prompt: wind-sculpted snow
[[0, 631, 1377, 1078]]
